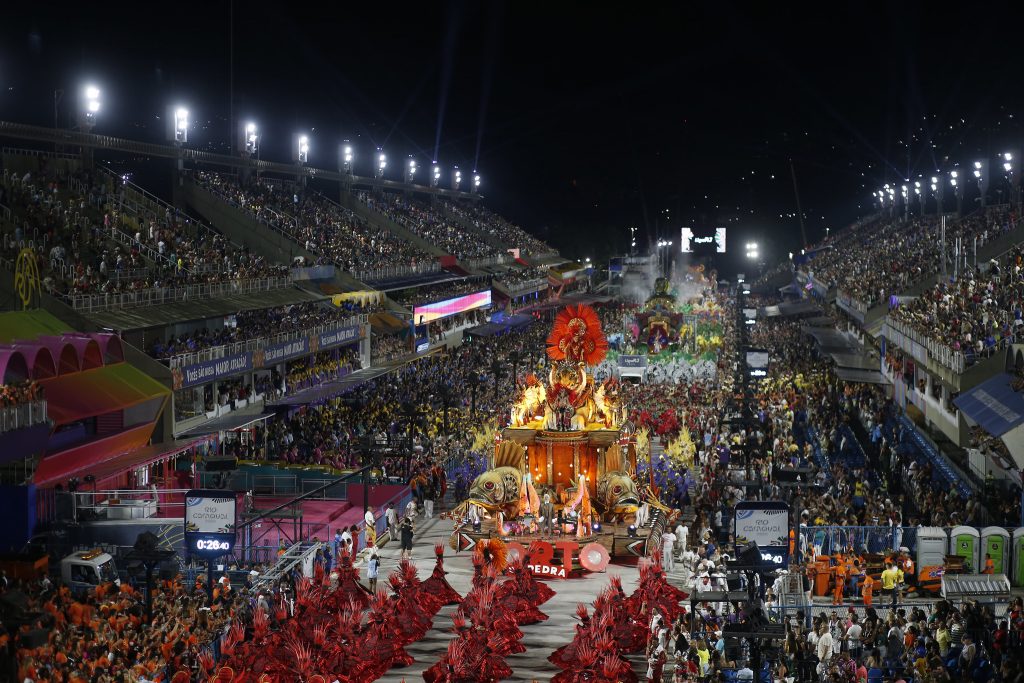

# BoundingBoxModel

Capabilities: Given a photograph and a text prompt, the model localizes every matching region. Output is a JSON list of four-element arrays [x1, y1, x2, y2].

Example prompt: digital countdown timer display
[[184, 489, 237, 557]]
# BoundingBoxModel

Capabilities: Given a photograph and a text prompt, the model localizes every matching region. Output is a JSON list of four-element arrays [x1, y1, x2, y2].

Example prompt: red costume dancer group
[[548, 555, 688, 683], [204, 549, 458, 682], [424, 539, 555, 683]]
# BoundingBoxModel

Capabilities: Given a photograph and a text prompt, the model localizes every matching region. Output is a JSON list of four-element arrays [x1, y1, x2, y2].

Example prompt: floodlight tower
[[431, 162, 441, 188], [974, 161, 987, 208], [950, 170, 963, 216], [376, 149, 387, 179], [340, 141, 354, 176], [453, 166, 462, 191], [406, 156, 417, 184], [1004, 152, 1021, 209], [901, 184, 909, 221], [472, 171, 481, 195], [931, 176, 943, 215], [80, 85, 101, 132], [241, 122, 259, 158]]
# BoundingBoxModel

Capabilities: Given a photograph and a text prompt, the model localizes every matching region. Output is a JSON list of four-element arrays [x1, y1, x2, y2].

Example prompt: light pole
[[80, 85, 100, 132], [172, 107, 189, 145], [376, 149, 386, 179], [901, 184, 909, 221], [294, 134, 309, 164], [431, 162, 441, 188], [951, 170, 962, 216], [914, 180, 923, 216], [242, 122, 258, 157], [1004, 152, 1020, 209], [340, 141, 354, 176], [931, 176, 942, 215], [453, 167, 462, 191], [472, 172, 481, 195], [974, 161, 985, 208], [406, 156, 417, 184]]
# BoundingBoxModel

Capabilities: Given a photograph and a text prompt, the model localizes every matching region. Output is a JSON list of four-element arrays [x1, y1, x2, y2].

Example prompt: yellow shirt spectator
[[880, 566, 899, 590]]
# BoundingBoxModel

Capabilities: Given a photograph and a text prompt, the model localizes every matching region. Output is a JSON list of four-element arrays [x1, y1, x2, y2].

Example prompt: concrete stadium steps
[[180, 178, 368, 293], [337, 192, 447, 259]]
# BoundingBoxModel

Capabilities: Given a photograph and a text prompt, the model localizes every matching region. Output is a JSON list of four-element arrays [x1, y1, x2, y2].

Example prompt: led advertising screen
[[413, 289, 492, 324], [680, 227, 694, 253], [681, 227, 726, 253]]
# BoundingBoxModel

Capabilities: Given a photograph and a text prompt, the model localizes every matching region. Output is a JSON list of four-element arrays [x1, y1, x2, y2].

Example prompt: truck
[[60, 549, 120, 594]]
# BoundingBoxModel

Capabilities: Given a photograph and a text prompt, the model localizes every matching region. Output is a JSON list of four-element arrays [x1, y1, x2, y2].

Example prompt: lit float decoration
[[451, 304, 668, 576]]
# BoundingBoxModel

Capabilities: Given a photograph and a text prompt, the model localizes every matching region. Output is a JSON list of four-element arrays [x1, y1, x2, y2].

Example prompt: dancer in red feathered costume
[[420, 543, 462, 606], [424, 538, 530, 682], [333, 547, 372, 609]]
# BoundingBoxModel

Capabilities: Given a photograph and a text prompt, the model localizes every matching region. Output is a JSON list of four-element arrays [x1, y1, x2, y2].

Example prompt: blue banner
[[177, 352, 253, 389], [317, 324, 362, 350], [618, 355, 648, 368], [260, 337, 310, 366]]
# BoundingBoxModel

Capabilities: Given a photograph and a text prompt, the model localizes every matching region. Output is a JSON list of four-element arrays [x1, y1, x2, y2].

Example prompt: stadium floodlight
[[472, 172, 481, 194], [80, 84, 101, 130], [453, 166, 462, 191], [297, 135, 309, 164], [406, 156, 417, 184], [376, 149, 386, 178], [1005, 152, 1014, 162], [173, 107, 189, 144], [341, 141, 354, 175], [243, 122, 259, 156], [431, 162, 441, 188], [950, 170, 958, 187]]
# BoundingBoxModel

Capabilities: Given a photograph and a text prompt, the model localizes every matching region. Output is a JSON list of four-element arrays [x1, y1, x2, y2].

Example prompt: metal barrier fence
[[164, 314, 367, 369], [354, 262, 441, 283], [67, 275, 294, 312], [0, 400, 48, 433]]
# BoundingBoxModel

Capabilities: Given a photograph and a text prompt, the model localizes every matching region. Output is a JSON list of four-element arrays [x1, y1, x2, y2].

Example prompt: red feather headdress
[[546, 304, 608, 366]]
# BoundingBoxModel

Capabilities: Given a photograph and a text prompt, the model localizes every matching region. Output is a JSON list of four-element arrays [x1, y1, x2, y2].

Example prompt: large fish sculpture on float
[[594, 443, 640, 518], [459, 441, 528, 517]]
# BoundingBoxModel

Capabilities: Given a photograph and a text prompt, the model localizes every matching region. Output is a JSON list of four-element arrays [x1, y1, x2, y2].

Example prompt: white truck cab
[[60, 549, 119, 593]]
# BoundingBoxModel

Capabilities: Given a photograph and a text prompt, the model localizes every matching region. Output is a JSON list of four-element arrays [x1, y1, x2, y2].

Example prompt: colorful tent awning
[[40, 362, 170, 426]]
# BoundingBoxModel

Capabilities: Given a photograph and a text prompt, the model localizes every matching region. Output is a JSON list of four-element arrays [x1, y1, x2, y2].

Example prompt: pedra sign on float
[[503, 539, 611, 579]]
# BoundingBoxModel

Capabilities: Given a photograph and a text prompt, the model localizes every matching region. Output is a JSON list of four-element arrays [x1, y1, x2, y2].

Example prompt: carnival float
[[450, 304, 669, 573]]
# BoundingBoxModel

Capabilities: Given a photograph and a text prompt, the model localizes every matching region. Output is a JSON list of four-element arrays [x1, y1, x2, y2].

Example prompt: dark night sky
[[1, 3, 1022, 273]]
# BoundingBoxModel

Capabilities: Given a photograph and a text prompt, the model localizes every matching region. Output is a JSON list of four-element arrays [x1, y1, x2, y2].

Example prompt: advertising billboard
[[733, 501, 790, 567], [715, 227, 727, 253], [413, 290, 492, 324]]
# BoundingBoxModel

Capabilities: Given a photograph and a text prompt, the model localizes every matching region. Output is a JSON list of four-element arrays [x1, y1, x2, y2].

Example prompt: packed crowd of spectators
[[192, 172, 433, 275], [1, 167, 288, 302], [0, 379, 44, 407], [440, 200, 554, 255], [495, 265, 549, 288], [390, 277, 490, 308], [803, 208, 1017, 308], [357, 192, 502, 260], [149, 301, 374, 360], [888, 242, 1024, 363], [285, 347, 361, 393], [4, 570, 244, 683], [262, 323, 545, 470]]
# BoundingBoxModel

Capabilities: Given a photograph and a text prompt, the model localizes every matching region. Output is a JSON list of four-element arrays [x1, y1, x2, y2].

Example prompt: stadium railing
[[0, 399, 48, 433], [352, 261, 440, 284], [162, 313, 368, 369], [67, 275, 294, 312]]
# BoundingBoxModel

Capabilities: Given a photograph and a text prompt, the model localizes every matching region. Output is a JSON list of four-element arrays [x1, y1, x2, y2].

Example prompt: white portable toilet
[[1013, 528, 1024, 587], [949, 525, 981, 573], [980, 526, 1011, 575], [915, 527, 948, 571]]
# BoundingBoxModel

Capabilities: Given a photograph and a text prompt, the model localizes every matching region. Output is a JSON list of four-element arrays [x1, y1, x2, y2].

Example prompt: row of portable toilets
[[914, 526, 1024, 585]]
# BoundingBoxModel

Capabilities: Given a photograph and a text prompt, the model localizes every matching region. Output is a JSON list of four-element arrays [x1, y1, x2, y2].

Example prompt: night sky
[[1, 3, 1022, 274]]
